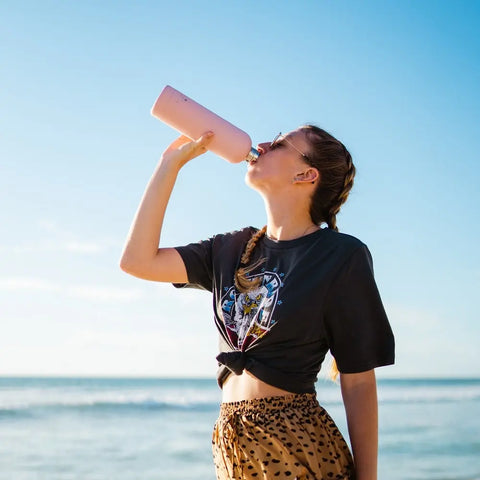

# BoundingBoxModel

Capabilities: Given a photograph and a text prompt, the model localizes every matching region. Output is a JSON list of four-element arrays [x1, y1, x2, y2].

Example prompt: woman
[[120, 125, 395, 480]]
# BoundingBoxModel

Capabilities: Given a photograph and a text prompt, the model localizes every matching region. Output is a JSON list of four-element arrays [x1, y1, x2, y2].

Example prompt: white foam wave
[[0, 387, 221, 411]]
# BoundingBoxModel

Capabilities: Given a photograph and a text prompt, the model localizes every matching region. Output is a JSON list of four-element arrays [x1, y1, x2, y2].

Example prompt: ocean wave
[[0, 388, 222, 418], [0, 398, 219, 419]]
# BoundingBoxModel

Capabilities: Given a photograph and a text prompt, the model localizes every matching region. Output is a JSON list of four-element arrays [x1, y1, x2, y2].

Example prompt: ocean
[[0, 377, 479, 480]]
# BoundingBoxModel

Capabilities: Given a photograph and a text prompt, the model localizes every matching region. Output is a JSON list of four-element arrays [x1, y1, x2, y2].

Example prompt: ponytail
[[301, 125, 356, 232]]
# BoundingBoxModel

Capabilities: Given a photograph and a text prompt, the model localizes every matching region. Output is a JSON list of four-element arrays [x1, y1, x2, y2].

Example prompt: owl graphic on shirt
[[220, 271, 282, 350]]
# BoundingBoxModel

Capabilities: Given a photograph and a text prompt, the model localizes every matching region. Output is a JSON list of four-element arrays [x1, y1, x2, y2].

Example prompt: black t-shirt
[[174, 227, 395, 394]]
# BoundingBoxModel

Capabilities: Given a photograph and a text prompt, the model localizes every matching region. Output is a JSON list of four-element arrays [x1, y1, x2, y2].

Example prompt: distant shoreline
[[1, 375, 479, 382]]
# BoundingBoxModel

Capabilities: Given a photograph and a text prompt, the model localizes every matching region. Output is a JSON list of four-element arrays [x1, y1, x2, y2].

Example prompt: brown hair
[[234, 225, 267, 293], [301, 125, 356, 231]]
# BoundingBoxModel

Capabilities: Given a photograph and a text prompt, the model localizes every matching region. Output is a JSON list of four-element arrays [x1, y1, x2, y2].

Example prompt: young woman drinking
[[120, 125, 395, 480]]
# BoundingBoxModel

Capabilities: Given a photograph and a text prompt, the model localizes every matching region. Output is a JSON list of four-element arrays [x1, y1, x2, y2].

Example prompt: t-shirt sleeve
[[323, 244, 395, 373], [172, 237, 215, 291]]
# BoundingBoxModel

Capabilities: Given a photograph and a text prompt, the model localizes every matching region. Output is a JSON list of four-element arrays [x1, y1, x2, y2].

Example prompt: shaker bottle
[[151, 85, 259, 164]]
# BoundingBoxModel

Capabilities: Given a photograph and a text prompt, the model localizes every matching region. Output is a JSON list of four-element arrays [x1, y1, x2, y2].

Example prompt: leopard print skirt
[[212, 393, 355, 480]]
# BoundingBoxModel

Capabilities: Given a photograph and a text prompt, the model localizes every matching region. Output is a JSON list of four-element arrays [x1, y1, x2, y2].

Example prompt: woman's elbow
[[119, 253, 140, 275]]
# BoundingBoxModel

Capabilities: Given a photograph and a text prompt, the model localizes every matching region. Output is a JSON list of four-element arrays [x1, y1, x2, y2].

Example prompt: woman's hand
[[161, 131, 214, 169]]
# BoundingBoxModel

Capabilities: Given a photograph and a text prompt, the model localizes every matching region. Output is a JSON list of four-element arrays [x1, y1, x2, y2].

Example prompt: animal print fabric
[[212, 393, 355, 479]]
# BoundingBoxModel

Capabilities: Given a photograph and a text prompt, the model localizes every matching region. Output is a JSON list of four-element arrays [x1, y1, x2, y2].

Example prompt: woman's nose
[[257, 142, 270, 154]]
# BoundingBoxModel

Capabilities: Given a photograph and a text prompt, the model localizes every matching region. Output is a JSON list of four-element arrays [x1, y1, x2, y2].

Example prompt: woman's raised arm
[[119, 132, 213, 283]]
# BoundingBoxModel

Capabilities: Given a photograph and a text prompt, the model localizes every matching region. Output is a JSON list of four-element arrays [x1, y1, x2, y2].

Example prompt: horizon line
[[1, 374, 479, 381]]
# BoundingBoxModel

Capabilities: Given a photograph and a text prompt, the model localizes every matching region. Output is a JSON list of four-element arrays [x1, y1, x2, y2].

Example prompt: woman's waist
[[221, 369, 296, 403], [217, 352, 318, 396]]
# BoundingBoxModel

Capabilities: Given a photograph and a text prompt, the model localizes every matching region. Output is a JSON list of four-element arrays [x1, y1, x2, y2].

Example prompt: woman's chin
[[245, 170, 261, 189], [245, 175, 270, 197]]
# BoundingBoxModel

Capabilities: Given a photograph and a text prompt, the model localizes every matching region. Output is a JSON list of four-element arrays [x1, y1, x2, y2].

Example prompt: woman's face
[[245, 129, 313, 192]]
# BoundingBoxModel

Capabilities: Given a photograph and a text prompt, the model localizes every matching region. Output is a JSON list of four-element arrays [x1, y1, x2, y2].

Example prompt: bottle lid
[[245, 148, 259, 163]]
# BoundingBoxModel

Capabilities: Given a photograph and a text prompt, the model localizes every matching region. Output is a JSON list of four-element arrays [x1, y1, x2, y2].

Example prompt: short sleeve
[[323, 245, 395, 373], [173, 237, 215, 291]]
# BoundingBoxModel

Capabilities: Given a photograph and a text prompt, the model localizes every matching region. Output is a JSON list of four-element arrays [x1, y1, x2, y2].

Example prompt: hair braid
[[234, 226, 267, 293], [326, 147, 356, 232], [301, 125, 356, 232]]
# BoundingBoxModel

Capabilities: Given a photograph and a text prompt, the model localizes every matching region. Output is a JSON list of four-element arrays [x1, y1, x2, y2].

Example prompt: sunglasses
[[270, 132, 310, 161]]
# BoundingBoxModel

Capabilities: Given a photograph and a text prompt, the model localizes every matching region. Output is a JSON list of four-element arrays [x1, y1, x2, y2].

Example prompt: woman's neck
[[263, 196, 319, 241]]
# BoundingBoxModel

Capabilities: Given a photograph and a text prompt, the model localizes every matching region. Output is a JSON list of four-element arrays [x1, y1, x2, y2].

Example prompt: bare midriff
[[221, 369, 295, 403]]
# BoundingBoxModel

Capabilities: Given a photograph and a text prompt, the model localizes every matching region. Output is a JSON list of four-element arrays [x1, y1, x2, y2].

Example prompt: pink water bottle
[[151, 85, 259, 164]]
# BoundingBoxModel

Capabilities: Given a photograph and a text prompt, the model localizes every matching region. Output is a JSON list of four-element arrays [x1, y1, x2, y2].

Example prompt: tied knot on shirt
[[216, 351, 248, 375]]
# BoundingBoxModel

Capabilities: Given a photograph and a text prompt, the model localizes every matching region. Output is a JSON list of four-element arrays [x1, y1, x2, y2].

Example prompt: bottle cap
[[245, 148, 259, 163]]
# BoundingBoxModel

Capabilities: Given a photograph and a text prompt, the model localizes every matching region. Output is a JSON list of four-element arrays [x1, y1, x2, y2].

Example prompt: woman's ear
[[293, 168, 320, 184]]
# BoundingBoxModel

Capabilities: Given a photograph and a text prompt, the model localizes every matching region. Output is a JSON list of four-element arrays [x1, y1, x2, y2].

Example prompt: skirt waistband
[[219, 392, 318, 416]]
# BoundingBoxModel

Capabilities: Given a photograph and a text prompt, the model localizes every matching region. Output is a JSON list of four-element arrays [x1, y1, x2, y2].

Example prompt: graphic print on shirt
[[220, 271, 283, 350]]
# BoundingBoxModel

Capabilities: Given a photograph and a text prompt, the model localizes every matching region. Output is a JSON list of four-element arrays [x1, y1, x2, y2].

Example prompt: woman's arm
[[119, 132, 213, 282], [340, 369, 378, 480]]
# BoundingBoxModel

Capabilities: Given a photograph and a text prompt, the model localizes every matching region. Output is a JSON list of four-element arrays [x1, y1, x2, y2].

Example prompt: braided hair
[[234, 225, 267, 293], [301, 125, 356, 232]]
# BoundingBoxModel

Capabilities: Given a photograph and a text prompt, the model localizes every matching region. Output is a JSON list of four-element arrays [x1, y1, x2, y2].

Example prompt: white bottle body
[[151, 85, 258, 163]]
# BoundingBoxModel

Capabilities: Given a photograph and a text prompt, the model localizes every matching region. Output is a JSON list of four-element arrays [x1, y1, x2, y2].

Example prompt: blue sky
[[1, 0, 479, 378]]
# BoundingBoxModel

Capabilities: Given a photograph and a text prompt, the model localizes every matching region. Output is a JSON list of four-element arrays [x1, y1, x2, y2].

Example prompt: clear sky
[[1, 0, 479, 378]]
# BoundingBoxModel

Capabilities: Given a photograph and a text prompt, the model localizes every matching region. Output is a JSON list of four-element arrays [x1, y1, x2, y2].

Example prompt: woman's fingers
[[196, 131, 214, 147], [165, 131, 214, 152], [188, 131, 214, 157], [163, 131, 214, 164], [165, 134, 195, 152]]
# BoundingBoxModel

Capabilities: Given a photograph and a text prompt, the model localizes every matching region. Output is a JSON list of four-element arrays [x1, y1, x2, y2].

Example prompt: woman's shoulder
[[320, 228, 369, 257], [326, 228, 366, 247], [210, 226, 257, 249]]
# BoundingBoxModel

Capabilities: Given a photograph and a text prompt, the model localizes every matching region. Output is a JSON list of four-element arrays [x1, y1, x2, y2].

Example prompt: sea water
[[0, 377, 479, 479]]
